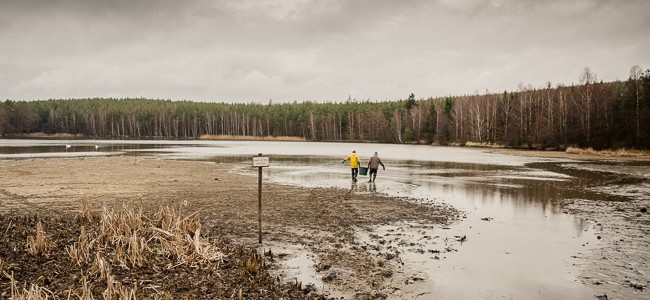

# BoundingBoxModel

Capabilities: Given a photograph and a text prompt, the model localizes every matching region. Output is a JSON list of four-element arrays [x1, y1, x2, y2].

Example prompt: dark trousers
[[351, 168, 358, 181], [369, 168, 378, 181]]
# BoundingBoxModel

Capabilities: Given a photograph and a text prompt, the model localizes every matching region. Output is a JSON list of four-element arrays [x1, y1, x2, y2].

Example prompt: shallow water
[[2, 139, 643, 298]]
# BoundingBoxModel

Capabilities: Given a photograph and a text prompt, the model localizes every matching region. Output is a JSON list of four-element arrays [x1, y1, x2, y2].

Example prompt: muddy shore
[[495, 149, 650, 299], [0, 156, 459, 298], [1, 153, 649, 299]]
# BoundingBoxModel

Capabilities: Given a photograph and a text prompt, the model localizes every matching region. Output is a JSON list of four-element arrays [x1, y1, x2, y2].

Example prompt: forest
[[1, 67, 649, 150]]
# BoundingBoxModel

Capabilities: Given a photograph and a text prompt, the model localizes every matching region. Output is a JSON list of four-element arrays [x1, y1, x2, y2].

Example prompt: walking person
[[342, 150, 360, 182], [367, 152, 385, 182]]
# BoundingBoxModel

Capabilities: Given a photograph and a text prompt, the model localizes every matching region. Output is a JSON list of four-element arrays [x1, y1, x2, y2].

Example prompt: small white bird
[[65, 144, 71, 149], [95, 145, 99, 150]]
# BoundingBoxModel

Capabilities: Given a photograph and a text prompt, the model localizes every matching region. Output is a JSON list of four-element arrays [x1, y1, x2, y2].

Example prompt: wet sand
[[0, 156, 459, 298]]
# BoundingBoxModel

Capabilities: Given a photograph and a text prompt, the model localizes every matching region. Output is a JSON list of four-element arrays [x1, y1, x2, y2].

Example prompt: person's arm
[[379, 159, 385, 170], [342, 155, 350, 164]]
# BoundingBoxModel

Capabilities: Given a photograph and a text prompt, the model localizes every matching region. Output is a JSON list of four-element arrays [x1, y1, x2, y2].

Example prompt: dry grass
[[16, 132, 84, 138], [7, 272, 54, 300], [565, 146, 650, 157], [199, 134, 306, 142], [79, 196, 93, 222], [463, 141, 506, 148], [26, 221, 54, 257], [75, 276, 95, 300], [104, 275, 137, 300], [9, 198, 232, 299], [67, 226, 92, 266]]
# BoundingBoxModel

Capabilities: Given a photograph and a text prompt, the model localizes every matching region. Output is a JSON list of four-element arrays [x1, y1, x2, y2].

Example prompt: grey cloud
[[1, 0, 649, 101]]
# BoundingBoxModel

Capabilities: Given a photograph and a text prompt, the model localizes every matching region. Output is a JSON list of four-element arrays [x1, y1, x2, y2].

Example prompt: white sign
[[252, 156, 270, 167]]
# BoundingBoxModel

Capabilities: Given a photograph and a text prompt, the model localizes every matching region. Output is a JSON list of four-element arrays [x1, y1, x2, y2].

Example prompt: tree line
[[1, 66, 649, 150]]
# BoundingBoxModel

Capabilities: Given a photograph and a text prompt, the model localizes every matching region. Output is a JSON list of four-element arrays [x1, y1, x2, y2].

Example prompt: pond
[[2, 139, 640, 298]]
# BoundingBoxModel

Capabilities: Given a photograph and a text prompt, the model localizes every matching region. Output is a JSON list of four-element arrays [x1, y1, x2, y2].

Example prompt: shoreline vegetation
[[198, 134, 306, 142], [3, 133, 650, 159], [0, 69, 649, 150]]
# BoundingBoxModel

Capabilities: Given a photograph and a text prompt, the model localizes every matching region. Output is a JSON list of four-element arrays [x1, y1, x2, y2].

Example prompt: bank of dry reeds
[[11, 200, 224, 299], [565, 146, 650, 157], [199, 134, 306, 141], [1, 198, 319, 299]]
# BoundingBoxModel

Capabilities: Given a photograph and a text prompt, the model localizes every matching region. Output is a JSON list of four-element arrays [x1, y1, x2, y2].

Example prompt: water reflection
[[348, 181, 379, 193]]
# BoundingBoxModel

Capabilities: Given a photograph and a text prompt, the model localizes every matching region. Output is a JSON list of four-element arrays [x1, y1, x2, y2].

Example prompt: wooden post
[[258, 154, 263, 244], [252, 153, 269, 244]]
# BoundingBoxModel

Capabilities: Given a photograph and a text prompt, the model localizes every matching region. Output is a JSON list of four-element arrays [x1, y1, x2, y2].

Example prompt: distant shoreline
[[2, 133, 649, 159]]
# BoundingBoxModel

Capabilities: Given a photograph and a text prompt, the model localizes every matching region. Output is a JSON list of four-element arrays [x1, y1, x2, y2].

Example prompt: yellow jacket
[[343, 153, 360, 168]]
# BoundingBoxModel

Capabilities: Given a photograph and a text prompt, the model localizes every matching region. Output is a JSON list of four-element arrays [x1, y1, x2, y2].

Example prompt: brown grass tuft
[[91, 252, 110, 281], [67, 226, 93, 266], [77, 276, 95, 300], [79, 196, 93, 221], [26, 221, 54, 257], [7, 271, 54, 300], [104, 275, 137, 300]]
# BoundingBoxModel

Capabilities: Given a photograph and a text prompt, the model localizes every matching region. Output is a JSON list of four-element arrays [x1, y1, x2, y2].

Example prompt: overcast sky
[[1, 0, 649, 103]]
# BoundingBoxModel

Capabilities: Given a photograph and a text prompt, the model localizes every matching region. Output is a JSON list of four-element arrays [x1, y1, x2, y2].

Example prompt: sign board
[[252, 156, 270, 167]]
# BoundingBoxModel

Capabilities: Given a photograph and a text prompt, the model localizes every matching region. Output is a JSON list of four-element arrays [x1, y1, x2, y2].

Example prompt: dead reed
[[76, 276, 95, 300], [7, 271, 54, 300], [199, 134, 306, 142], [104, 275, 137, 300], [26, 221, 54, 257], [10, 198, 233, 299], [464, 141, 506, 148], [91, 251, 110, 281], [151, 206, 223, 267], [67, 226, 93, 266], [566, 146, 650, 157], [79, 196, 93, 221]]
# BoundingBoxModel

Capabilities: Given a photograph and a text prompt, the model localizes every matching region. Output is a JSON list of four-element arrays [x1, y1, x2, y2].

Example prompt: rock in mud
[[322, 272, 337, 282], [628, 281, 645, 290], [353, 292, 388, 300], [595, 294, 608, 300], [315, 263, 331, 272]]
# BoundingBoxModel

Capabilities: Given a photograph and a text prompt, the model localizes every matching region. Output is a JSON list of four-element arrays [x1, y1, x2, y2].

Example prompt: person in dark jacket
[[367, 151, 385, 182]]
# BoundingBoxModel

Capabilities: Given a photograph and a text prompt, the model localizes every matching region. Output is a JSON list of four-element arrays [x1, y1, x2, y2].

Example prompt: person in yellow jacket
[[342, 150, 360, 182]]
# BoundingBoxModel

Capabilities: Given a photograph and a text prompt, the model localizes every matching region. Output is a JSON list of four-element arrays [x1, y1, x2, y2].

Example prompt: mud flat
[[561, 197, 649, 299], [497, 149, 650, 299], [0, 156, 459, 298]]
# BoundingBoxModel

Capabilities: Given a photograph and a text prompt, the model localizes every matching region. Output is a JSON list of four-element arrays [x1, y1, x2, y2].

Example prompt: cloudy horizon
[[1, 0, 649, 103]]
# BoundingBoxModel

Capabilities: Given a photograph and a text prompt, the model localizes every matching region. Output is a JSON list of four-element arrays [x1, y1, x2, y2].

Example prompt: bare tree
[[630, 65, 643, 144], [577, 67, 596, 145]]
